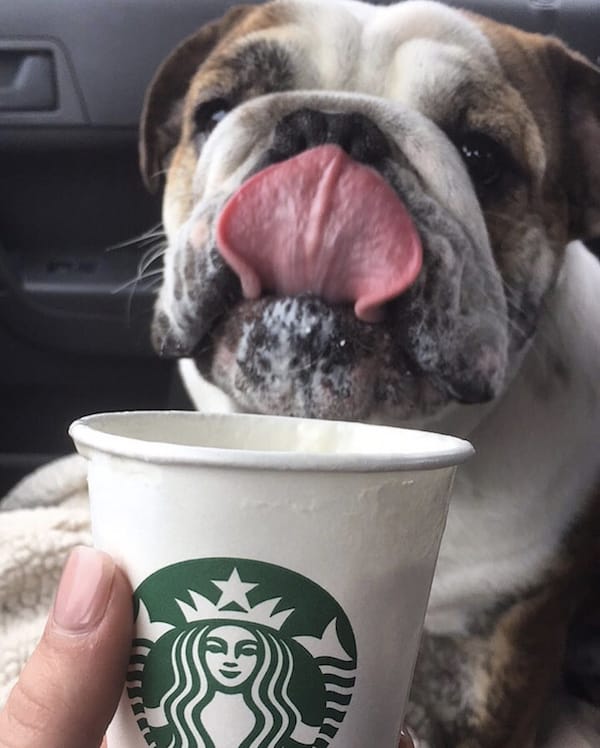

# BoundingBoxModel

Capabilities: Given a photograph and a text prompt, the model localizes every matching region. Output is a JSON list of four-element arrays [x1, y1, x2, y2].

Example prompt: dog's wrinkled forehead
[[199, 0, 499, 91], [279, 0, 499, 96]]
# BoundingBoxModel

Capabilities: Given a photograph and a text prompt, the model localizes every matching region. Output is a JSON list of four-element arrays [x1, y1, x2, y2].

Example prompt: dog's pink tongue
[[216, 144, 422, 322]]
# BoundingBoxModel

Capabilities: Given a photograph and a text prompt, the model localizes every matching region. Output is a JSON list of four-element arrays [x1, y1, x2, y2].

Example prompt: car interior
[[1, 0, 599, 499]]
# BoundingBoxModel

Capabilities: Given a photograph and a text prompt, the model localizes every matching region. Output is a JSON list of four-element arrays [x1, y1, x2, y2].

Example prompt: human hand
[[0, 546, 133, 748], [400, 727, 416, 747]]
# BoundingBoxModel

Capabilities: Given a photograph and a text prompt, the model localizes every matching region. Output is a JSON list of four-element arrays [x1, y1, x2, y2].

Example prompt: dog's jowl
[[140, 1, 600, 745]]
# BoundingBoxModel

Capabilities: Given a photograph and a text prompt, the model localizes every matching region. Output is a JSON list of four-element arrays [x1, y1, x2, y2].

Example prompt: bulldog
[[140, 0, 600, 745]]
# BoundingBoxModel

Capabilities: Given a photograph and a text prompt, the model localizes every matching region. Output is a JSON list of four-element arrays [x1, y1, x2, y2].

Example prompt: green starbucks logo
[[128, 558, 357, 747]]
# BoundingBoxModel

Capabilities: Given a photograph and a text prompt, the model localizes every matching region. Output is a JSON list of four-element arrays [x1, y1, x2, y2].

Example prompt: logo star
[[212, 568, 258, 610]]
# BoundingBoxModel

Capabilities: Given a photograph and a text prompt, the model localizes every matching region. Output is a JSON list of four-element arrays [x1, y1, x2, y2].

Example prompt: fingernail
[[52, 546, 115, 634]]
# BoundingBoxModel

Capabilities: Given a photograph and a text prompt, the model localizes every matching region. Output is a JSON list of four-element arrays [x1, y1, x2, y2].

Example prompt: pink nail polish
[[52, 546, 114, 633]]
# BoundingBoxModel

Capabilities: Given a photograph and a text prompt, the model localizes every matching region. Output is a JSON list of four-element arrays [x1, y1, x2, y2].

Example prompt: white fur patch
[[426, 242, 600, 633], [179, 358, 237, 413]]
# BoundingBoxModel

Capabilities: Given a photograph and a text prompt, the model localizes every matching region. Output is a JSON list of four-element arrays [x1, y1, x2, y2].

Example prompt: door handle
[[0, 50, 56, 111]]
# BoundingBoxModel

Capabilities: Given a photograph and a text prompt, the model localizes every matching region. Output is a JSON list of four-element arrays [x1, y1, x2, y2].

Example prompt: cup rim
[[69, 410, 474, 472]]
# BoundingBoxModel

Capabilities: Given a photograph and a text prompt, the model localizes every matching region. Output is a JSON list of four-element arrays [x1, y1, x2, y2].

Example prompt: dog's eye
[[193, 98, 231, 134], [458, 133, 507, 188]]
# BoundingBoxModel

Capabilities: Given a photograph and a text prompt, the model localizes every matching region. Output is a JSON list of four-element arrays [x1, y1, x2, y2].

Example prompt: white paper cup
[[70, 411, 472, 748]]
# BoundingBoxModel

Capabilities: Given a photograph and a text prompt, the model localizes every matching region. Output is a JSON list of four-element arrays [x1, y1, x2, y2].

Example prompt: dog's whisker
[[116, 241, 168, 326], [148, 167, 169, 184], [112, 268, 164, 296], [105, 224, 166, 253], [138, 244, 167, 277], [126, 269, 164, 327]]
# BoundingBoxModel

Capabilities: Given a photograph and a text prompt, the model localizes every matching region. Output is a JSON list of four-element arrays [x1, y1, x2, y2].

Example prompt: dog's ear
[[139, 5, 253, 192], [560, 47, 600, 240]]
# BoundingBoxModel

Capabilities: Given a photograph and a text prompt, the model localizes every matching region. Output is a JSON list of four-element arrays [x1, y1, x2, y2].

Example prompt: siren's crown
[[176, 567, 294, 631]]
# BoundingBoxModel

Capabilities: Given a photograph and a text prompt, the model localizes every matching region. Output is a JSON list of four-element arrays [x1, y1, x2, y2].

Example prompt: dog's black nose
[[271, 108, 390, 165]]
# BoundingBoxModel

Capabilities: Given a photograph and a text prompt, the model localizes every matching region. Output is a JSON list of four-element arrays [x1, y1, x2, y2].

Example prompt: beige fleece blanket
[[0, 455, 90, 706], [1, 455, 598, 746]]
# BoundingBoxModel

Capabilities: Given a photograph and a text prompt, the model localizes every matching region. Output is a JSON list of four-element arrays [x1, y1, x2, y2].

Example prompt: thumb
[[0, 546, 133, 748]]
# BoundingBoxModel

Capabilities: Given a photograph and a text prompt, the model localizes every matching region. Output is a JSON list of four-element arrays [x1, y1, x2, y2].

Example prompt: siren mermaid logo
[[129, 558, 357, 748]]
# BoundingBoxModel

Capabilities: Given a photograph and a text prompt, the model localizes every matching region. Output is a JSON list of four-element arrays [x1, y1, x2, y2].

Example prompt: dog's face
[[142, 0, 600, 422]]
